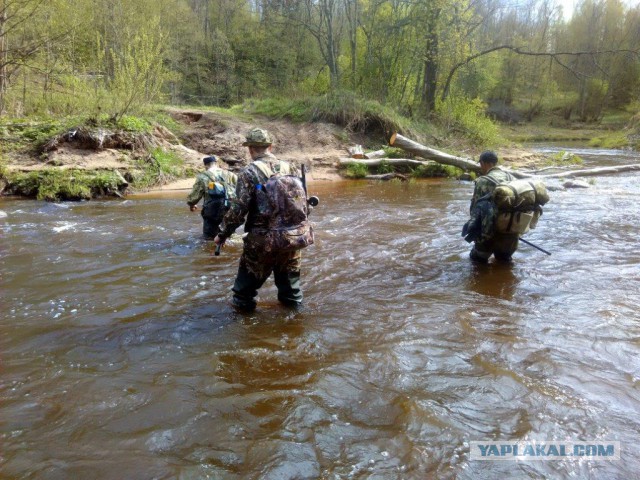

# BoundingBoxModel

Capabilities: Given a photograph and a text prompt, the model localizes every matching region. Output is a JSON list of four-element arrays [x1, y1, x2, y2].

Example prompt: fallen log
[[539, 164, 640, 179], [389, 132, 640, 180], [364, 149, 387, 159], [364, 173, 408, 181], [339, 157, 438, 167], [389, 132, 481, 173]]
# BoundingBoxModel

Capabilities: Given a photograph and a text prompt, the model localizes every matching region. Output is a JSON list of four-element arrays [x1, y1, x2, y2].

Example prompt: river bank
[[4, 107, 632, 200]]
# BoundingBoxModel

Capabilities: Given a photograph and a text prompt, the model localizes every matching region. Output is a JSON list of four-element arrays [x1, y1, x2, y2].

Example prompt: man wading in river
[[214, 128, 314, 311], [187, 155, 237, 239], [462, 151, 519, 263]]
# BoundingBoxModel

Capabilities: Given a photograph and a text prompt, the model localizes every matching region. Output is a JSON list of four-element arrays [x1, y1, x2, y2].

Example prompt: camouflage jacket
[[186, 167, 238, 207], [469, 167, 514, 213], [464, 167, 515, 243], [218, 152, 300, 240]]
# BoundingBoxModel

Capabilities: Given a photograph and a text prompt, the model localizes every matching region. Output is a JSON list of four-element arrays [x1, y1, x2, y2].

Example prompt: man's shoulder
[[480, 167, 512, 184]]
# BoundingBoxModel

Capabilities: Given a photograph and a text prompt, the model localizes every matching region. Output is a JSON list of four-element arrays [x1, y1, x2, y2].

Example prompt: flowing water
[[1, 148, 639, 479]]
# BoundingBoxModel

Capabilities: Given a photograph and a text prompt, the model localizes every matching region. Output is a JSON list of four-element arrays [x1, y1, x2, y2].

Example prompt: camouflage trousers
[[471, 234, 519, 263], [232, 232, 303, 310]]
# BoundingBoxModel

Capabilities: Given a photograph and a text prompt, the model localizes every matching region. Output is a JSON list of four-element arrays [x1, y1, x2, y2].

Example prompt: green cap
[[242, 128, 273, 147]]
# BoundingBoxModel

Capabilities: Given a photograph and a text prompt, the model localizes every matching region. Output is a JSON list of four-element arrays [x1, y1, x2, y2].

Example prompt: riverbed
[[1, 148, 639, 479]]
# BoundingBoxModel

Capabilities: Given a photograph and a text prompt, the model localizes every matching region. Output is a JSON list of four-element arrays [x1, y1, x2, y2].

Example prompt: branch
[[440, 45, 640, 102]]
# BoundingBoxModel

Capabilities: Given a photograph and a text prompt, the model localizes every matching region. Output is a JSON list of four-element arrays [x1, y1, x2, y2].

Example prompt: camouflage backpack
[[485, 177, 550, 234], [253, 160, 314, 252]]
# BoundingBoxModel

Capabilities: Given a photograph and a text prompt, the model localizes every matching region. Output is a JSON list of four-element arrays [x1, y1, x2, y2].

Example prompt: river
[[1, 147, 639, 479]]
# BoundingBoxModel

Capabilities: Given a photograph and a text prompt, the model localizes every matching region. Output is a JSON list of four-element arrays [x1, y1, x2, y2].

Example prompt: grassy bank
[[499, 110, 638, 148], [0, 114, 192, 200]]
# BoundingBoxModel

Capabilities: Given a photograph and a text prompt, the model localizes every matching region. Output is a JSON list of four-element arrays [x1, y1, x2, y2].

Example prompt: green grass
[[132, 147, 187, 189], [545, 151, 584, 166], [342, 162, 369, 178], [412, 163, 463, 178], [588, 131, 630, 149], [4, 169, 127, 201], [237, 91, 418, 140], [376, 160, 394, 174], [0, 118, 71, 152]]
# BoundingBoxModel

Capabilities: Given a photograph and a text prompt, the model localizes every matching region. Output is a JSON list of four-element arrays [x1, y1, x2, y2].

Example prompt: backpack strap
[[253, 160, 273, 179], [254, 160, 292, 178], [278, 161, 291, 175], [482, 175, 500, 185]]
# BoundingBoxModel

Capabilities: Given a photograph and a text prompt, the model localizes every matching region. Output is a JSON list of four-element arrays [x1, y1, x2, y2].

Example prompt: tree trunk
[[0, 2, 8, 114], [537, 164, 640, 179], [340, 157, 438, 167], [364, 149, 386, 159], [364, 173, 409, 181], [387, 133, 640, 180], [421, 7, 440, 115], [389, 133, 481, 172]]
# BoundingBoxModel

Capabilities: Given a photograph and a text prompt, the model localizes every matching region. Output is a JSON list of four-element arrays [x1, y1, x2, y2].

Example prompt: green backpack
[[487, 178, 550, 234]]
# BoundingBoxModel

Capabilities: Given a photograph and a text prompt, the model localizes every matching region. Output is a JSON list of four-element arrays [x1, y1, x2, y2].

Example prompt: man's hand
[[214, 235, 225, 247], [213, 235, 225, 256], [189, 204, 198, 212]]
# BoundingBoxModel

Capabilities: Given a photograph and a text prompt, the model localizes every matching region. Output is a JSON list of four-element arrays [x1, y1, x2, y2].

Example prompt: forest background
[[1, 0, 639, 157]]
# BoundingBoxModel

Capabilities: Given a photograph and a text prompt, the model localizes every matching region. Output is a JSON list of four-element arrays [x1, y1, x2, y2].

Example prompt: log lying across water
[[364, 173, 409, 181], [339, 158, 438, 167], [518, 164, 640, 179], [386, 132, 640, 180], [388, 133, 481, 173]]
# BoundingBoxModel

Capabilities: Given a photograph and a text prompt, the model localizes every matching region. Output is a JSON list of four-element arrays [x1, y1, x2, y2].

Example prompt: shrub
[[116, 116, 152, 133], [436, 95, 500, 146], [343, 162, 369, 178], [376, 160, 394, 174], [412, 163, 463, 178], [133, 148, 185, 189], [546, 151, 583, 166]]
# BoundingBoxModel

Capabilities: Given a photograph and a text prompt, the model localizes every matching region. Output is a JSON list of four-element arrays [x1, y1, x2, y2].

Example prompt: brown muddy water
[[1, 148, 639, 479]]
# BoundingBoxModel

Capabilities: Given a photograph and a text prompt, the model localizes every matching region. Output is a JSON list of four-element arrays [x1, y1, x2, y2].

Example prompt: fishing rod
[[519, 237, 551, 256]]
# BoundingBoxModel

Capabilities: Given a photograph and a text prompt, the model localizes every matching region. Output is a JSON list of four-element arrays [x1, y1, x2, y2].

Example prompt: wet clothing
[[466, 166, 519, 262], [218, 152, 304, 310], [187, 167, 237, 238]]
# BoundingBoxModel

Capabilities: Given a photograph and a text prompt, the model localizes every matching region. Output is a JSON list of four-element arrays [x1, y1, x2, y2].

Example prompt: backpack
[[202, 171, 232, 219], [253, 160, 314, 252], [486, 177, 550, 234]]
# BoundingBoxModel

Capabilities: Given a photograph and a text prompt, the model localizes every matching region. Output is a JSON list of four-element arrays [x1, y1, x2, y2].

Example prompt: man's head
[[478, 150, 498, 174], [203, 155, 218, 167], [243, 128, 273, 159]]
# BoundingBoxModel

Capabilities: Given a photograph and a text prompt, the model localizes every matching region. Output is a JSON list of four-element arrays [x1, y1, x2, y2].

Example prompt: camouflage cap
[[242, 128, 273, 147]]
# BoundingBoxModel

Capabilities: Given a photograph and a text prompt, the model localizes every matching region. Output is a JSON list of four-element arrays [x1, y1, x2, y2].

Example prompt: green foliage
[[383, 147, 406, 159], [376, 160, 394, 174], [6, 169, 125, 201], [242, 92, 414, 138], [342, 162, 369, 178], [133, 148, 185, 189], [546, 151, 583, 166], [116, 116, 152, 133], [0, 119, 70, 152], [106, 18, 169, 120], [588, 131, 630, 149], [412, 163, 463, 178], [436, 95, 501, 146]]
